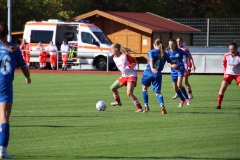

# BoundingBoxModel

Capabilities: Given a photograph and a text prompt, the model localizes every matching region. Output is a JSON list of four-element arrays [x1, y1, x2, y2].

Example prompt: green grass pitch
[[10, 72, 239, 160]]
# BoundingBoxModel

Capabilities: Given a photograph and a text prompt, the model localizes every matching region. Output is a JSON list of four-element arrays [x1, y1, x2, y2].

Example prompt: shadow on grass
[[11, 125, 97, 128], [170, 111, 239, 115], [15, 155, 240, 159], [11, 115, 105, 118]]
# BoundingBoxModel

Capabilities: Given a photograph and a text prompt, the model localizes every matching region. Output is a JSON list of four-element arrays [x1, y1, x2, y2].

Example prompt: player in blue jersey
[[141, 38, 177, 114], [165, 39, 196, 107], [0, 21, 31, 159]]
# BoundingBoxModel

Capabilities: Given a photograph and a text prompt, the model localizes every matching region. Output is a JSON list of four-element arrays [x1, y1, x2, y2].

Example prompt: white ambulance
[[23, 19, 116, 70]]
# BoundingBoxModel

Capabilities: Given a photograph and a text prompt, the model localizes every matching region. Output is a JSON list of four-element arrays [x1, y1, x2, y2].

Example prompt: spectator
[[36, 42, 47, 70], [46, 41, 58, 70], [20, 39, 31, 68], [60, 41, 69, 70]]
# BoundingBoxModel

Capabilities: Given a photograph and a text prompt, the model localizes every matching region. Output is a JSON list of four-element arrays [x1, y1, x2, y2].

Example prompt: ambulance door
[[77, 31, 100, 64]]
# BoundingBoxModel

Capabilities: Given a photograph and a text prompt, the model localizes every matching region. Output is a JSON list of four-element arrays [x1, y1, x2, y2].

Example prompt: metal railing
[[170, 18, 240, 46]]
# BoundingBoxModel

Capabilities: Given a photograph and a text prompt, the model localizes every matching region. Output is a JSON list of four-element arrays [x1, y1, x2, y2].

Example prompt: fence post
[[57, 51, 59, 70], [107, 52, 109, 72], [207, 19, 210, 46]]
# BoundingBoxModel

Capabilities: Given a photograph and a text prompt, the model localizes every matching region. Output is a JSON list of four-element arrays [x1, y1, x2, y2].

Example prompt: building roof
[[71, 10, 200, 34]]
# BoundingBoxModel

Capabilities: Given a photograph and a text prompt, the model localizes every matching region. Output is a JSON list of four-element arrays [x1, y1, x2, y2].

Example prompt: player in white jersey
[[172, 37, 194, 99], [216, 41, 240, 109], [110, 43, 143, 112]]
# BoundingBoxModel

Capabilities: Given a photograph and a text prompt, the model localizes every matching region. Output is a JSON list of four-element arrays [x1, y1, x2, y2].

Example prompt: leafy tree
[[0, 0, 239, 32]]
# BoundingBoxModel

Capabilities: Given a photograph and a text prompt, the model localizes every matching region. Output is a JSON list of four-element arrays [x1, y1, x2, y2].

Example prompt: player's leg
[[0, 84, 13, 160], [126, 81, 143, 112], [0, 102, 13, 159], [110, 79, 124, 106], [141, 72, 151, 112], [178, 71, 191, 105], [216, 80, 230, 109], [184, 71, 193, 99], [216, 75, 234, 109]]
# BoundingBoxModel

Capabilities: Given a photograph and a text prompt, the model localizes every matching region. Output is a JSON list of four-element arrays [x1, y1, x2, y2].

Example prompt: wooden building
[[70, 10, 200, 63]]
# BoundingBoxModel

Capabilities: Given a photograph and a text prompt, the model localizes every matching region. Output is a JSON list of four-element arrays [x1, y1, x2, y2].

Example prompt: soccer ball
[[96, 101, 107, 111]]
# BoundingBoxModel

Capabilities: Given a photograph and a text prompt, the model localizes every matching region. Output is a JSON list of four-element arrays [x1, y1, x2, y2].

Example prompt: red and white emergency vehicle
[[23, 19, 116, 70]]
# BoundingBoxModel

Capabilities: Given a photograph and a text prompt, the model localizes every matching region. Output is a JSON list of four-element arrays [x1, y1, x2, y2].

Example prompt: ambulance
[[22, 19, 116, 70]]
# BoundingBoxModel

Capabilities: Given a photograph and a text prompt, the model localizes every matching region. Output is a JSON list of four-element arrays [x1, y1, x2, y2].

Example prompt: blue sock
[[176, 90, 185, 101], [142, 91, 148, 107], [180, 87, 189, 99], [156, 94, 164, 106], [0, 123, 10, 147]]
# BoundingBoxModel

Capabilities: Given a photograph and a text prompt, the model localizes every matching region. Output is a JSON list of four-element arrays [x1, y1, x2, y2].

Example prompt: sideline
[[15, 69, 144, 75]]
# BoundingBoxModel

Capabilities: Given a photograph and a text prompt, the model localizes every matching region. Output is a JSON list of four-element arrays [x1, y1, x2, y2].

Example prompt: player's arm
[[183, 50, 196, 72], [165, 53, 177, 69], [21, 66, 31, 84], [126, 54, 137, 68], [222, 54, 227, 74], [149, 58, 158, 73]]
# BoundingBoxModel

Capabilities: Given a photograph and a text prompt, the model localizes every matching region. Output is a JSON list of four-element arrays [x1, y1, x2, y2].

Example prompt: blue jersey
[[142, 49, 172, 92], [145, 49, 172, 72], [165, 48, 189, 72], [0, 42, 26, 82], [0, 42, 26, 103]]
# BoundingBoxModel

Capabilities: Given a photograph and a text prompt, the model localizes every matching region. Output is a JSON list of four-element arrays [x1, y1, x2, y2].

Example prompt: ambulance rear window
[[30, 30, 53, 43]]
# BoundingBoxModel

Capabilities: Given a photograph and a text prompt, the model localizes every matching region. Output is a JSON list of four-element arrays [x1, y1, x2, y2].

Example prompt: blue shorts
[[0, 83, 13, 103], [141, 70, 162, 92], [171, 69, 185, 82]]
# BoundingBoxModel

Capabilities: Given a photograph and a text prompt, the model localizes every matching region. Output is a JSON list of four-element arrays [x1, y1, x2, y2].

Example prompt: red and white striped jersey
[[180, 45, 192, 69], [223, 52, 240, 75], [113, 53, 137, 77]]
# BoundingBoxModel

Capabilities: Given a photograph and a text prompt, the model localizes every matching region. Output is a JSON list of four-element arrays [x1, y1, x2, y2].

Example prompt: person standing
[[216, 41, 240, 109], [172, 37, 194, 99], [36, 42, 47, 69], [110, 43, 143, 112], [60, 41, 69, 70], [141, 38, 177, 114], [166, 39, 196, 107], [19, 39, 31, 68], [46, 41, 58, 70], [0, 21, 31, 159]]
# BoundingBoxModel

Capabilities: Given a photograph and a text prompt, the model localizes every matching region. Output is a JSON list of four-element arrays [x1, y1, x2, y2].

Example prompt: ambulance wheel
[[96, 58, 107, 71]]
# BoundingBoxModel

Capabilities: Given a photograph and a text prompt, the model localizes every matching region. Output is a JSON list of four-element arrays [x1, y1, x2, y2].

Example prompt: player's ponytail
[[0, 21, 18, 52], [154, 38, 165, 60]]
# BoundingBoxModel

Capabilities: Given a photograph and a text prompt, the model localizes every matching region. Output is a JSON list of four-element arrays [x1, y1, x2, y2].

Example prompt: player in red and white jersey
[[172, 37, 194, 99], [216, 41, 240, 109], [110, 43, 143, 112]]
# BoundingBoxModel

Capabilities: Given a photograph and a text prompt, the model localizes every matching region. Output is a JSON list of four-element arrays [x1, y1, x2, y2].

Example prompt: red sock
[[217, 94, 224, 106], [186, 85, 192, 94], [114, 95, 121, 103], [134, 100, 142, 109]]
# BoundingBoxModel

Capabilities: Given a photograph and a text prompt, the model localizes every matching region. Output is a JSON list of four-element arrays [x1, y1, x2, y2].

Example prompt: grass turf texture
[[10, 73, 239, 160]]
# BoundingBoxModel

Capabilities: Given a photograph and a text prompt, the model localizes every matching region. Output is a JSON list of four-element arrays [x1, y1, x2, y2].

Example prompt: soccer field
[[10, 72, 239, 160]]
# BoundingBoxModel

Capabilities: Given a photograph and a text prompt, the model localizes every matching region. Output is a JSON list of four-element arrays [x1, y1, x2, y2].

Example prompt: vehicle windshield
[[93, 32, 111, 45]]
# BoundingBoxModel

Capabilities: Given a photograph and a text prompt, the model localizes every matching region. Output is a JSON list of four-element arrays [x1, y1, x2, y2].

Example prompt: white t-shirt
[[223, 52, 240, 75], [61, 44, 69, 55], [46, 45, 58, 55]]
